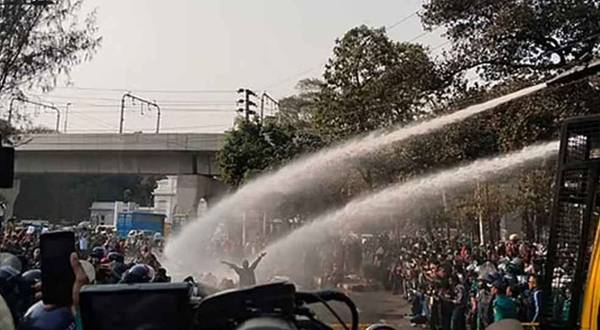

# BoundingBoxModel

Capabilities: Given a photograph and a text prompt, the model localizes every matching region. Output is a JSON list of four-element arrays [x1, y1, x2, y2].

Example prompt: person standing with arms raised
[[222, 252, 267, 287]]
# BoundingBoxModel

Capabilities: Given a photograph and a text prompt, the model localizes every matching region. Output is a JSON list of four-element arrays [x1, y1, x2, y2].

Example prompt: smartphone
[[40, 231, 75, 306]]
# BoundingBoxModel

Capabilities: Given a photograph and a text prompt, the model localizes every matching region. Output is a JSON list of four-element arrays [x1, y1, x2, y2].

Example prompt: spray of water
[[258, 141, 558, 279], [164, 83, 547, 275]]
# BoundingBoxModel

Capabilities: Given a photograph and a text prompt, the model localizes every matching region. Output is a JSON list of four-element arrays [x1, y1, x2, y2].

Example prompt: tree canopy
[[314, 25, 444, 141], [0, 1, 101, 97], [422, 0, 600, 81], [217, 2, 600, 237], [217, 117, 323, 187]]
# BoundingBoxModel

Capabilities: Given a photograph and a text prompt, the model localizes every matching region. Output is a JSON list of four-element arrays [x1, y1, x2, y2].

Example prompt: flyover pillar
[[175, 175, 228, 220]]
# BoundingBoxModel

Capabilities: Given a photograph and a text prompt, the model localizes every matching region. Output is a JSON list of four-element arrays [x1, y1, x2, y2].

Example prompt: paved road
[[312, 291, 416, 330]]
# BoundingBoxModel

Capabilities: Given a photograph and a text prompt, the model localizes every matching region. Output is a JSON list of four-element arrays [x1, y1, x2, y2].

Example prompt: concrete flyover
[[14, 133, 225, 175], [5, 133, 229, 219]]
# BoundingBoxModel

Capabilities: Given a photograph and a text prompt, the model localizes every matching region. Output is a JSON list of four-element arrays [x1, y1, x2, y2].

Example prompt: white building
[[152, 176, 178, 223], [89, 201, 138, 226]]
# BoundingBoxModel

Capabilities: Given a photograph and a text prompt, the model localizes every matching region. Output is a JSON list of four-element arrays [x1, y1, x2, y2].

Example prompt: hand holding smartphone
[[40, 231, 76, 307]]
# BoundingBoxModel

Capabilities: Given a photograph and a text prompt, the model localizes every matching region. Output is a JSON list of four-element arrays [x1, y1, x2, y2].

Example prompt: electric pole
[[63, 102, 71, 133], [119, 92, 161, 134], [237, 88, 257, 122], [8, 97, 60, 132]]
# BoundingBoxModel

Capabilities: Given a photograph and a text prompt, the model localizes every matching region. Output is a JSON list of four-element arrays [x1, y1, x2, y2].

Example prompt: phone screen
[[40, 231, 75, 306]]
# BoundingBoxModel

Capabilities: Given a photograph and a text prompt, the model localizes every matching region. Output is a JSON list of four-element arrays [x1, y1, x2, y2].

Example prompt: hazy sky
[[28, 0, 445, 133]]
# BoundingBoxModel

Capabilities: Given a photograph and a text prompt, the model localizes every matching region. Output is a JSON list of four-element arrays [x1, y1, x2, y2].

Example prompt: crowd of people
[[307, 228, 571, 330], [0, 213, 577, 330], [0, 218, 171, 329], [386, 231, 546, 329]]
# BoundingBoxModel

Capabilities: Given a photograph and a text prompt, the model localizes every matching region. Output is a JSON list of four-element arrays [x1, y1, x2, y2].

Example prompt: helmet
[[485, 271, 503, 284], [492, 279, 508, 292], [505, 262, 522, 276], [19, 269, 42, 295], [0, 266, 21, 292], [120, 264, 155, 284], [90, 246, 105, 259], [20, 301, 75, 330], [0, 253, 22, 273], [510, 257, 523, 267], [497, 262, 508, 273], [107, 252, 124, 263]]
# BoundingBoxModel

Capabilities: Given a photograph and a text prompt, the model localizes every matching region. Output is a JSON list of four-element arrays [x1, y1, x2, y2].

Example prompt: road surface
[[312, 291, 415, 329]]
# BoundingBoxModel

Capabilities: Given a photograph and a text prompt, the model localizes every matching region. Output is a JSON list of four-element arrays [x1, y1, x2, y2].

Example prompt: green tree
[[512, 168, 554, 241], [277, 79, 324, 130], [313, 25, 443, 141], [217, 117, 323, 186], [218, 118, 269, 186], [422, 0, 600, 81], [0, 0, 101, 98]]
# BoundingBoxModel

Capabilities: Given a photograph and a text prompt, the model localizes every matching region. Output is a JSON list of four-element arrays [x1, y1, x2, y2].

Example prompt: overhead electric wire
[[69, 112, 117, 130], [261, 65, 324, 90], [431, 40, 451, 52], [54, 86, 236, 94], [387, 11, 419, 31], [28, 8, 446, 132], [62, 103, 235, 109], [28, 135, 226, 143], [69, 109, 235, 114], [159, 124, 231, 130], [409, 26, 441, 43], [262, 11, 443, 90], [31, 94, 235, 105]]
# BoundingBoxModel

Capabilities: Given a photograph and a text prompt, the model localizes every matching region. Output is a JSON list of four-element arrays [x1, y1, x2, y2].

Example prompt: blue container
[[116, 211, 165, 238]]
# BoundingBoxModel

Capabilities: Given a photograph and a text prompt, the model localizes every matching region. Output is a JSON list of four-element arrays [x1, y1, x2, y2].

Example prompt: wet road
[[312, 291, 415, 329]]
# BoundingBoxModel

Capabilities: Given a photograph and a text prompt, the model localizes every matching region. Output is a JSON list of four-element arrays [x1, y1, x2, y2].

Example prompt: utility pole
[[260, 92, 279, 123], [442, 190, 449, 241], [476, 182, 485, 246], [237, 88, 257, 122], [8, 97, 17, 125], [119, 92, 161, 134], [63, 102, 71, 133]]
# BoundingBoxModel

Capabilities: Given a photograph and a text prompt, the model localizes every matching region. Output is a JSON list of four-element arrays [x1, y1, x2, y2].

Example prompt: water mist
[[164, 83, 547, 276], [258, 141, 558, 279]]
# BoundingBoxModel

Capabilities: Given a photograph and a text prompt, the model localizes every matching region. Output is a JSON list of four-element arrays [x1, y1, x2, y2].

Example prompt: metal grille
[[548, 170, 587, 291], [565, 120, 600, 163], [566, 134, 588, 162], [542, 115, 600, 328]]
